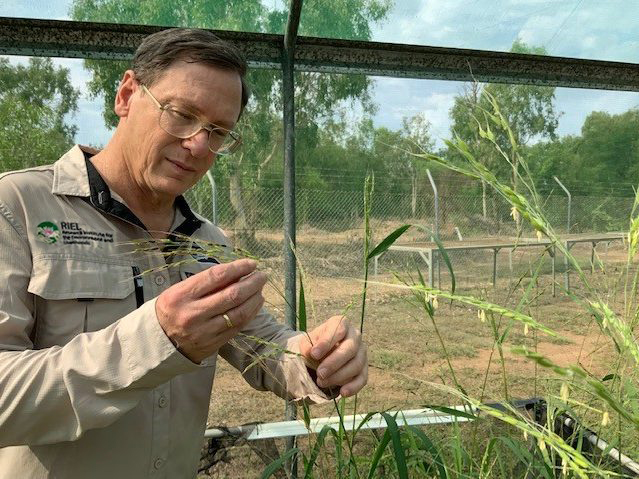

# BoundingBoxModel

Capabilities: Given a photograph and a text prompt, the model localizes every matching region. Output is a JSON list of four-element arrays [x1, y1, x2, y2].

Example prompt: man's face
[[118, 61, 242, 199]]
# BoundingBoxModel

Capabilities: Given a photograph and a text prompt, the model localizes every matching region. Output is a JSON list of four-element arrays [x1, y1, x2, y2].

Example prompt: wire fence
[[186, 179, 634, 289]]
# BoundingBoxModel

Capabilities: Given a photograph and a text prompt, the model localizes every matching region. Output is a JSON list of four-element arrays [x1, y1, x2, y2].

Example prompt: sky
[[2, 0, 639, 149]]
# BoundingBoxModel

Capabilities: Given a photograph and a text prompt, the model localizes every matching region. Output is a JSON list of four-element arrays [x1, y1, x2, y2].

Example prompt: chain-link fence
[[186, 178, 634, 290]]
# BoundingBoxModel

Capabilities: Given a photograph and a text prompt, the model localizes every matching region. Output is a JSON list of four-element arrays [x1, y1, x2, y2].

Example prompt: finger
[[315, 329, 361, 379], [181, 259, 258, 298], [297, 332, 314, 358], [215, 290, 265, 332], [317, 346, 367, 388], [310, 316, 348, 361], [198, 292, 265, 350], [339, 369, 368, 398], [195, 270, 267, 316]]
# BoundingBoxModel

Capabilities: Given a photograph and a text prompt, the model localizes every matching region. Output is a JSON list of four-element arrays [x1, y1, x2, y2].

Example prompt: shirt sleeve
[[218, 309, 336, 404], [0, 204, 200, 447]]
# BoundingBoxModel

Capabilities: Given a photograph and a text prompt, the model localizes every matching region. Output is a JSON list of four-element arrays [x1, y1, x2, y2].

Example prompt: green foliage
[[264, 90, 639, 478], [447, 41, 559, 190], [0, 57, 79, 171], [579, 109, 639, 186]]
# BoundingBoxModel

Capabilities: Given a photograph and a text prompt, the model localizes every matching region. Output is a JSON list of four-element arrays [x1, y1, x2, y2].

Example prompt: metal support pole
[[427, 169, 439, 288], [492, 248, 498, 287], [554, 176, 571, 234], [282, 1, 303, 476], [565, 241, 571, 293], [205, 170, 217, 224], [428, 249, 434, 288], [554, 177, 571, 292], [552, 245, 556, 297], [427, 169, 439, 239]]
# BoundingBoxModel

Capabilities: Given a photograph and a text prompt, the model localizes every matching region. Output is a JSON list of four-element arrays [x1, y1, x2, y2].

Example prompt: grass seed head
[[601, 410, 610, 426], [560, 382, 569, 402]]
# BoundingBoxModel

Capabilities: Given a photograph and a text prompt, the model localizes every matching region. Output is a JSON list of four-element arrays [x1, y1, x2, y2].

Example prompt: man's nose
[[181, 129, 211, 158]]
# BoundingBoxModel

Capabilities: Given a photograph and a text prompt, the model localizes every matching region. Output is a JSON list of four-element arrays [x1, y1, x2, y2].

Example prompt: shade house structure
[[2, 1, 639, 477]]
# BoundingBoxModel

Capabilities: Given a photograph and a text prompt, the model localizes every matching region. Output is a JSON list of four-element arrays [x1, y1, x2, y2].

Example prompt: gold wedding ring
[[222, 313, 233, 329]]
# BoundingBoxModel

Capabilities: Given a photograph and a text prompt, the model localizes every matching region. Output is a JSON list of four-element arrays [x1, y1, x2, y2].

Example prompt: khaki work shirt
[[0, 146, 328, 478]]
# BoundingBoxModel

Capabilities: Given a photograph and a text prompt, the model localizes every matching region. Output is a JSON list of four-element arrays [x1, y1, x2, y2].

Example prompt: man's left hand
[[298, 316, 368, 398]]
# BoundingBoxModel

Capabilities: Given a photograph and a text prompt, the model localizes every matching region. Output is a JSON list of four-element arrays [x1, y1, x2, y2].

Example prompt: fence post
[[554, 176, 571, 292], [205, 170, 217, 224], [427, 169, 440, 286]]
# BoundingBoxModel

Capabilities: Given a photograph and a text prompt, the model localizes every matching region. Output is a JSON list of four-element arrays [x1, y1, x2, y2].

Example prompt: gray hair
[[133, 28, 250, 117]]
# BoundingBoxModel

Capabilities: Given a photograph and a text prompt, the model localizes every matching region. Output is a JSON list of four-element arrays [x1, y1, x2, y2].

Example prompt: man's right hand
[[155, 259, 266, 363]]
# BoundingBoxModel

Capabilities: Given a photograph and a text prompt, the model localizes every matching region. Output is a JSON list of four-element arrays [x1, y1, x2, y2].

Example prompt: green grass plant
[[260, 91, 639, 478]]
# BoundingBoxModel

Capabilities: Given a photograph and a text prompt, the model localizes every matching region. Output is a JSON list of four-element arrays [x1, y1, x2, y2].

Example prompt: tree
[[0, 57, 79, 172], [578, 109, 639, 190], [70, 0, 392, 249], [448, 40, 560, 227]]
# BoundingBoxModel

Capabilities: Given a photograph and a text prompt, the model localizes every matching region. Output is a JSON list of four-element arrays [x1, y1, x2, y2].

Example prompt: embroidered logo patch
[[36, 221, 60, 244]]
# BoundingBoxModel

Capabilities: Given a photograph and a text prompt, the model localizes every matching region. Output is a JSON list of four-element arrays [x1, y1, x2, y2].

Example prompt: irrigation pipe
[[560, 415, 639, 476], [204, 406, 474, 440]]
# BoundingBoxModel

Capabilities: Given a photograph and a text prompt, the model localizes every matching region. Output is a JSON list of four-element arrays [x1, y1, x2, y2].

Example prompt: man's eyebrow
[[166, 96, 235, 130]]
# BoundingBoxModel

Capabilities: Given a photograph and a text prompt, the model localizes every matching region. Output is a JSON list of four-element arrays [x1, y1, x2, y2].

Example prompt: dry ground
[[200, 241, 628, 477]]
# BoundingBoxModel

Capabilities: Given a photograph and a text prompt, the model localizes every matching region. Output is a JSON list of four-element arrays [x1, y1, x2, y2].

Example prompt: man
[[0, 28, 367, 477]]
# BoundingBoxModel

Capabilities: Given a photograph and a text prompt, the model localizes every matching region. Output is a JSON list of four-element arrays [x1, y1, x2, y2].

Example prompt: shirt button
[[153, 458, 164, 470], [158, 395, 168, 408], [154, 275, 166, 286]]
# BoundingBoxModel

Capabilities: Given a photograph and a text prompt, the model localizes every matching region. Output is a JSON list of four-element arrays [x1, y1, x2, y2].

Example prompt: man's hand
[[298, 316, 368, 398], [155, 259, 266, 363]]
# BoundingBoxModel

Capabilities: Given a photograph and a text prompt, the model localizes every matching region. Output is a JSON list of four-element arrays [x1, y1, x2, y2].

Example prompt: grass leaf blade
[[408, 425, 448, 479], [298, 275, 307, 332], [381, 412, 409, 479], [431, 234, 456, 294], [367, 224, 411, 260], [260, 447, 299, 479]]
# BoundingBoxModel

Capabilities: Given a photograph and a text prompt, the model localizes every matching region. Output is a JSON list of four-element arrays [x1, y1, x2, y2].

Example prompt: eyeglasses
[[140, 84, 242, 155]]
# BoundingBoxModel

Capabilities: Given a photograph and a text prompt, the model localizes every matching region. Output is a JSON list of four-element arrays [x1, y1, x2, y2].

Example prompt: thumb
[[297, 332, 314, 357], [297, 330, 323, 370]]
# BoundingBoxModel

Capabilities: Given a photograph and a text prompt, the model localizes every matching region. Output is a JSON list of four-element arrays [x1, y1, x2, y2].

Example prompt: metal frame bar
[[282, 1, 304, 475], [2, 17, 639, 90], [385, 233, 624, 290]]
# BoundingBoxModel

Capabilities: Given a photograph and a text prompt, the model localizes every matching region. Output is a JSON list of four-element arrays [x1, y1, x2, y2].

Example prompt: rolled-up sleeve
[[218, 309, 334, 404]]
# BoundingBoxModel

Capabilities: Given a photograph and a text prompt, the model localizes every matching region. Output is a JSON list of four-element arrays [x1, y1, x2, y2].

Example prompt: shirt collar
[[51, 145, 203, 236], [51, 145, 95, 197]]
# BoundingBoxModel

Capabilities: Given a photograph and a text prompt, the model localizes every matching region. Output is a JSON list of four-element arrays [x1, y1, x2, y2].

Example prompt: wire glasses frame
[[140, 84, 242, 155]]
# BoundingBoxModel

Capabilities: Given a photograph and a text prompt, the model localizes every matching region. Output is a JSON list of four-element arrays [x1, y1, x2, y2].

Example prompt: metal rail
[[2, 17, 639, 90]]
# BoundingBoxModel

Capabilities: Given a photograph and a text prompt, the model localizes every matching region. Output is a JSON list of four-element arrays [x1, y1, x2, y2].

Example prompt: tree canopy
[[0, 57, 79, 171]]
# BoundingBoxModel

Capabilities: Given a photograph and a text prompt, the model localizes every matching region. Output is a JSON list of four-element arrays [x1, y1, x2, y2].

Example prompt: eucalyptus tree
[[447, 41, 560, 226], [70, 0, 391, 248], [0, 57, 79, 172]]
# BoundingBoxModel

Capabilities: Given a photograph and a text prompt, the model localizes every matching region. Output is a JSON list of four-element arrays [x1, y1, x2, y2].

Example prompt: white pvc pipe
[[204, 406, 474, 440]]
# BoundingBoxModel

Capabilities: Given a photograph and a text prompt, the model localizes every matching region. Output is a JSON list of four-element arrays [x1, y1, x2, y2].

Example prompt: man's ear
[[114, 70, 138, 118]]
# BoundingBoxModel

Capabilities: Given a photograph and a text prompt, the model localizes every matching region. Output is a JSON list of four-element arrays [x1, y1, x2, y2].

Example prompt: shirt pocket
[[28, 254, 136, 348]]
